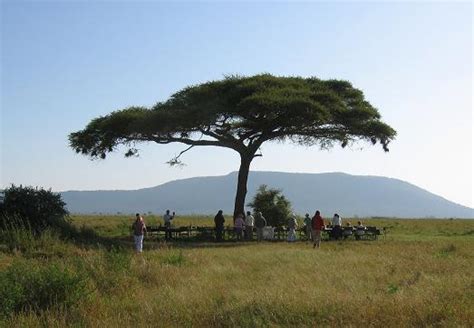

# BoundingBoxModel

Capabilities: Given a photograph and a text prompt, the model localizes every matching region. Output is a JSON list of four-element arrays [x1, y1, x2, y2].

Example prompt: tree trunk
[[233, 154, 252, 219]]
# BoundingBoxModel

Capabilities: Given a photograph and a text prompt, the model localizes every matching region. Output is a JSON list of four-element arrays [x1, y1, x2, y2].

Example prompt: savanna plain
[[0, 216, 473, 327]]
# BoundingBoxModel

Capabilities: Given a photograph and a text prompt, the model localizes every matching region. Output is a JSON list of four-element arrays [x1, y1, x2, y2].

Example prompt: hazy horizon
[[1, 2, 472, 207], [60, 170, 474, 217], [57, 170, 473, 211]]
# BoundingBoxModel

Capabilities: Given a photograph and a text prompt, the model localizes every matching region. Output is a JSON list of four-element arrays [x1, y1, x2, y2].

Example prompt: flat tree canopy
[[69, 74, 396, 216]]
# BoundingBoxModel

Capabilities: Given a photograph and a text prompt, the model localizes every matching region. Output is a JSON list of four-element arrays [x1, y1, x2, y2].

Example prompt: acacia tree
[[69, 74, 396, 217]]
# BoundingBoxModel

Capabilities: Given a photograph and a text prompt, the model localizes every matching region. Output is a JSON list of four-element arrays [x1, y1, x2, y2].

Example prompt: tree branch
[[150, 135, 222, 147], [166, 144, 195, 167]]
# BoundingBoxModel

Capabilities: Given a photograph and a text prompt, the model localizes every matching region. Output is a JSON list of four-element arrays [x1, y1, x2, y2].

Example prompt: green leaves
[[0, 185, 69, 233], [69, 74, 396, 159], [247, 185, 292, 228]]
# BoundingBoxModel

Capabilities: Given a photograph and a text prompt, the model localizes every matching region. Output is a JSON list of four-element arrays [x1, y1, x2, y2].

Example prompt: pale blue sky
[[1, 1, 472, 208]]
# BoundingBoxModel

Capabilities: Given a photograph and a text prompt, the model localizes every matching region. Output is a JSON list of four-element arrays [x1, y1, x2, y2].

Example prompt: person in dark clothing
[[214, 210, 225, 242]]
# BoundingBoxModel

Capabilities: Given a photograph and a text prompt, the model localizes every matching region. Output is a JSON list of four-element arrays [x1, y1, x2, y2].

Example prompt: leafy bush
[[0, 185, 69, 233], [0, 261, 89, 317], [247, 185, 292, 227]]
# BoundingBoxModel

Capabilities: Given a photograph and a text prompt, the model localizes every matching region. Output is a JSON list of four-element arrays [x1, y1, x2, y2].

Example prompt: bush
[[0, 261, 89, 317], [0, 185, 69, 233], [247, 185, 292, 227]]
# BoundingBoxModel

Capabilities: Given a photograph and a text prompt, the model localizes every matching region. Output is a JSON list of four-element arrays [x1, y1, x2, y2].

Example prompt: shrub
[[0, 185, 69, 233], [0, 261, 89, 317], [247, 185, 292, 227]]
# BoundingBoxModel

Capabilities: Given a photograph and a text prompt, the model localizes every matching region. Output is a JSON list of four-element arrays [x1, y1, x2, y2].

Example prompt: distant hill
[[61, 171, 474, 218]]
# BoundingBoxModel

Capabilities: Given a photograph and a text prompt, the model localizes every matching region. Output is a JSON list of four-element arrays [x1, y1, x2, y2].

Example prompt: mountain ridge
[[61, 171, 473, 218]]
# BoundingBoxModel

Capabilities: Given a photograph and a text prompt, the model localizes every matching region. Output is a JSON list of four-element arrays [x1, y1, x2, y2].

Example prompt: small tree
[[247, 185, 292, 227], [0, 185, 69, 233]]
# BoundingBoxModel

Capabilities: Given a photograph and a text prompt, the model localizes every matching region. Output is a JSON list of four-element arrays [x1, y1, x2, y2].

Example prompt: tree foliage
[[247, 185, 292, 227], [69, 74, 396, 215], [0, 185, 69, 233], [70, 74, 396, 159]]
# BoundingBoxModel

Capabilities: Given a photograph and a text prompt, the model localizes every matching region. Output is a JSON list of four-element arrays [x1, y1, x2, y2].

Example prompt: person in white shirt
[[245, 211, 255, 241], [331, 213, 342, 240], [355, 220, 366, 240], [332, 213, 342, 226]]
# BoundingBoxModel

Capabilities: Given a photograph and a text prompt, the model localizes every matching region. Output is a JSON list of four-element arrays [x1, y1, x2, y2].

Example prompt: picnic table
[[146, 225, 192, 239], [146, 225, 235, 240], [323, 225, 382, 240], [269, 225, 382, 241], [144, 224, 382, 241]]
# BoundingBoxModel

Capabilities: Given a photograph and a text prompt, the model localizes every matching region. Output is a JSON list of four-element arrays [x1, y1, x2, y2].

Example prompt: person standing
[[332, 213, 342, 240], [245, 211, 255, 241], [312, 210, 324, 248], [234, 213, 245, 241], [304, 213, 312, 241], [163, 209, 175, 240], [355, 220, 366, 240], [214, 210, 225, 242], [287, 214, 298, 242], [132, 213, 147, 253], [255, 211, 267, 242]]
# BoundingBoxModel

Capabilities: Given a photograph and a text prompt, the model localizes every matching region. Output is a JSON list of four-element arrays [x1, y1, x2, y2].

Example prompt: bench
[[143, 224, 382, 241]]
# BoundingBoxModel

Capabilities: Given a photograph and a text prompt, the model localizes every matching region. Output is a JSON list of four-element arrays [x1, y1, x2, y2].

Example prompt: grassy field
[[0, 215, 473, 327]]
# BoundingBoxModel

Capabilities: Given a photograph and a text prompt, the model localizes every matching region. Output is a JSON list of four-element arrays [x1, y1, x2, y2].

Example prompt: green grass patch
[[161, 250, 186, 266], [0, 260, 89, 318]]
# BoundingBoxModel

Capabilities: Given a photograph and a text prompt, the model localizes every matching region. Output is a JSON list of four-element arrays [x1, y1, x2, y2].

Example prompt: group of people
[[216, 210, 267, 242], [131, 209, 176, 253], [280, 211, 325, 247], [215, 210, 327, 248], [131, 209, 368, 253], [217, 210, 367, 249], [308, 213, 368, 242]]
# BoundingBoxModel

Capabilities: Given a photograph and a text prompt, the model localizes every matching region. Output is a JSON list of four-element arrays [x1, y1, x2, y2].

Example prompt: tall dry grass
[[1, 216, 473, 327]]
